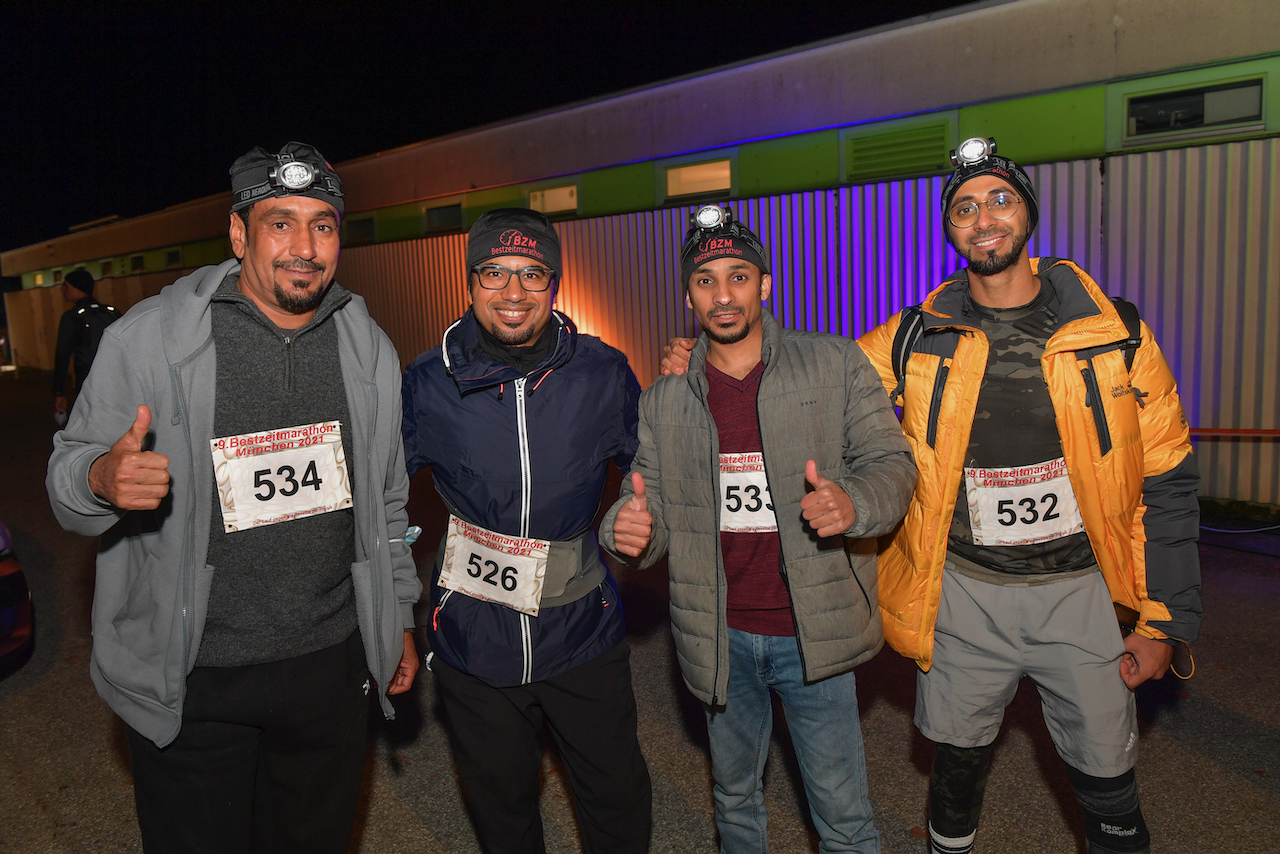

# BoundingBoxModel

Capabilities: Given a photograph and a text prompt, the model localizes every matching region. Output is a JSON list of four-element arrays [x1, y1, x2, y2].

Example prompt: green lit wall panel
[[375, 202, 424, 243], [738, 131, 839, 196], [464, 186, 525, 228], [580, 163, 655, 217], [959, 87, 1106, 165]]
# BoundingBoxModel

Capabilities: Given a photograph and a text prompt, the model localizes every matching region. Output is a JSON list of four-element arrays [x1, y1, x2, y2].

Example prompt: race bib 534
[[211, 421, 351, 533]]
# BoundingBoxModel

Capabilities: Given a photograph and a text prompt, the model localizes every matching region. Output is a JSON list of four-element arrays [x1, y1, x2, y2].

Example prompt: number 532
[[996, 493, 1060, 526]]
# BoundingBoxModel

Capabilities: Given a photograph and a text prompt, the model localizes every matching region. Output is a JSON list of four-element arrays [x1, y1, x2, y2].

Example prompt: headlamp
[[270, 160, 317, 191], [691, 205, 733, 231], [951, 137, 997, 168]]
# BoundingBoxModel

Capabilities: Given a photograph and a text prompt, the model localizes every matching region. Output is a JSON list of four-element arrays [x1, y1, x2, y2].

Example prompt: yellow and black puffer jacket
[[858, 258, 1202, 670]]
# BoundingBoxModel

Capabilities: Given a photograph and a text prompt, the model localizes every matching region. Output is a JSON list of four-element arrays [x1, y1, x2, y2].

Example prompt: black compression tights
[[1066, 765, 1151, 854], [928, 742, 995, 844]]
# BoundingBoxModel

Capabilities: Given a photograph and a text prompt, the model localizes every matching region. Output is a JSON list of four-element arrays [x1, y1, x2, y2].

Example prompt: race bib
[[439, 516, 549, 616], [965, 457, 1085, 547], [719, 452, 777, 533], [211, 421, 352, 533]]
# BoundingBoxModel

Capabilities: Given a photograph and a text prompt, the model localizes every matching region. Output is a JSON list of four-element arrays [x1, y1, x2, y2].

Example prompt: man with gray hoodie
[[601, 205, 916, 853], [46, 142, 421, 854]]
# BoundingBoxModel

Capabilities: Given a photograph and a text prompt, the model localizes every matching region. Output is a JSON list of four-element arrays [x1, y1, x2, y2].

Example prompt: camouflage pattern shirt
[[946, 277, 1097, 579]]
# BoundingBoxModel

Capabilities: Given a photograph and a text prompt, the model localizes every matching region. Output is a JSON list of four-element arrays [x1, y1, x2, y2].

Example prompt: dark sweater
[[197, 275, 358, 666]]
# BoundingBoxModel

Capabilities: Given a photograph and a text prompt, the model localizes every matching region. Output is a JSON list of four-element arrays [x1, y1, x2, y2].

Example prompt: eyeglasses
[[948, 192, 1021, 228], [472, 264, 554, 292]]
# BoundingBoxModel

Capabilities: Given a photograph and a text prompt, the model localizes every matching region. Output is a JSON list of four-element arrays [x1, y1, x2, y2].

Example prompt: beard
[[702, 306, 753, 345], [963, 223, 1031, 276], [273, 260, 329, 314], [486, 318, 538, 346]]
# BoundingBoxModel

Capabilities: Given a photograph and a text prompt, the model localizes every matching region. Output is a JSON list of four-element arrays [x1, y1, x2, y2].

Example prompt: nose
[[712, 279, 735, 304], [289, 226, 318, 259], [498, 270, 528, 301], [973, 199, 1001, 231]]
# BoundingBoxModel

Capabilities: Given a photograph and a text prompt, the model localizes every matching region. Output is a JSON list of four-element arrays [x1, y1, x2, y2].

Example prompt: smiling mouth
[[495, 307, 532, 325]]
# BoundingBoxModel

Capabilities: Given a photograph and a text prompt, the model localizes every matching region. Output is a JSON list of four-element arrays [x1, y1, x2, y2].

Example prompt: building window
[[1126, 79, 1263, 139], [131, 255, 145, 273], [33, 272, 44, 286], [529, 185, 577, 214], [665, 160, 732, 199], [101, 259, 114, 277], [425, 203, 463, 233], [54, 269, 63, 283], [165, 249, 182, 268]]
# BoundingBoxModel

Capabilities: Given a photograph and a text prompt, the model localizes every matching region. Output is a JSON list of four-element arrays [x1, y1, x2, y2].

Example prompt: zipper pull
[[498, 382, 504, 401]]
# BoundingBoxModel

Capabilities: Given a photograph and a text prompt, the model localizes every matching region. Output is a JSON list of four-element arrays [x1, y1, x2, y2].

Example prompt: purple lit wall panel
[[1104, 139, 1279, 504]]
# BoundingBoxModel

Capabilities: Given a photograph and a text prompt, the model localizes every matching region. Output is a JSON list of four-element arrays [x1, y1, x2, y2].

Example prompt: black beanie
[[680, 206, 770, 285], [64, 269, 95, 296], [940, 139, 1038, 233], [230, 141, 344, 215], [466, 209, 561, 273]]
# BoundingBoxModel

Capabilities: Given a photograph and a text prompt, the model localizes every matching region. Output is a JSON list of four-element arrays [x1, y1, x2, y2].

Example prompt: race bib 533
[[720, 452, 777, 533]]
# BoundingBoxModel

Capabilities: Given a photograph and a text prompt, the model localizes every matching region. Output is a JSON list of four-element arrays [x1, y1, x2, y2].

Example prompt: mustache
[[274, 259, 326, 273]]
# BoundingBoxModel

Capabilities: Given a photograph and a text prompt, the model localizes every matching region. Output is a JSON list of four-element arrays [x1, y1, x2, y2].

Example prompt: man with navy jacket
[[402, 208, 651, 854]]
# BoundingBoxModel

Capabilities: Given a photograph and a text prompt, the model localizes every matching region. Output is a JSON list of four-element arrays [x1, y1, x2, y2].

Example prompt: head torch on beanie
[[465, 208, 562, 274], [229, 141, 345, 216], [679, 205, 770, 285], [940, 137, 1038, 233]]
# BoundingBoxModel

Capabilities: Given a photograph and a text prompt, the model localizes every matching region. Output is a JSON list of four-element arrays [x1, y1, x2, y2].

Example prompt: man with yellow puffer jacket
[[858, 139, 1201, 854]]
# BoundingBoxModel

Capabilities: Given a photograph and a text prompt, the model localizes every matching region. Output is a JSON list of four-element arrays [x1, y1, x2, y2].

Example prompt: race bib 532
[[965, 457, 1084, 547]]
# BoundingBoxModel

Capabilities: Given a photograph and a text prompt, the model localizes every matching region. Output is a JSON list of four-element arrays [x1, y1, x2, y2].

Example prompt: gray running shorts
[[915, 566, 1138, 777]]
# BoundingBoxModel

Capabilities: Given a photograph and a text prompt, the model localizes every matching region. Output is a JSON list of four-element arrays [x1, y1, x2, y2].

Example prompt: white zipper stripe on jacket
[[515, 377, 534, 683], [440, 317, 464, 372]]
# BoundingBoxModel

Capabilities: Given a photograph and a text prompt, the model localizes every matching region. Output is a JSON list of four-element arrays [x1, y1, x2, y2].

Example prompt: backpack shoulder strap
[[1110, 296, 1142, 372], [889, 304, 924, 402]]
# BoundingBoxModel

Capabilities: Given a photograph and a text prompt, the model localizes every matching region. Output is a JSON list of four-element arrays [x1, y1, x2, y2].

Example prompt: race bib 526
[[211, 421, 351, 533], [439, 516, 550, 616], [965, 457, 1084, 547]]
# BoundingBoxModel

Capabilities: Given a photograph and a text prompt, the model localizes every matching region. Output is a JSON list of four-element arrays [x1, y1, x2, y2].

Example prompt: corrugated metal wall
[[339, 139, 1276, 503], [1104, 139, 1280, 504]]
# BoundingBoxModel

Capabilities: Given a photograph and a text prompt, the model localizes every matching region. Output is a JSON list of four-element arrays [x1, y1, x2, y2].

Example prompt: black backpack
[[888, 296, 1142, 403], [75, 301, 123, 368]]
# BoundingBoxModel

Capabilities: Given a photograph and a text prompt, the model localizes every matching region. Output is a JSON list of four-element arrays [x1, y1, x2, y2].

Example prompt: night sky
[[1, 0, 973, 258]]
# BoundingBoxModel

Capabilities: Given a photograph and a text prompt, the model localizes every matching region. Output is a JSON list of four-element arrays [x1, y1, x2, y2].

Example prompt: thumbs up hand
[[88, 404, 172, 510], [612, 472, 653, 557], [799, 459, 856, 539]]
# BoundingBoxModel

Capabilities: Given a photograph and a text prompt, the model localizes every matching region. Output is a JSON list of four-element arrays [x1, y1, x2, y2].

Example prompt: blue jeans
[[705, 628, 880, 854]]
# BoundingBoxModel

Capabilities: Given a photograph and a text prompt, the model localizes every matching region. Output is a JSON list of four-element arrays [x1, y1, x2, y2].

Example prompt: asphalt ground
[[2, 368, 1277, 853]]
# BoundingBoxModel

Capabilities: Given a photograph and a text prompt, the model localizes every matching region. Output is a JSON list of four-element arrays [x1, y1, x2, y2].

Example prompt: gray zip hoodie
[[46, 259, 421, 747]]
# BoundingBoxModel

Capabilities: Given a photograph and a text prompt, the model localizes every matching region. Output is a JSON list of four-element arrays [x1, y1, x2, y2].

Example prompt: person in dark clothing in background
[[52, 269, 120, 425]]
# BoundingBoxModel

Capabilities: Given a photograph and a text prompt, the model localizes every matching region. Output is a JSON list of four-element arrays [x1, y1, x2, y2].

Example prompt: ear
[[685, 290, 693, 311], [229, 212, 248, 261], [760, 273, 773, 304]]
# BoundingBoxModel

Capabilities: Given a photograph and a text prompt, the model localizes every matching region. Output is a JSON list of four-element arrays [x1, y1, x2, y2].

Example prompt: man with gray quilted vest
[[601, 205, 916, 854]]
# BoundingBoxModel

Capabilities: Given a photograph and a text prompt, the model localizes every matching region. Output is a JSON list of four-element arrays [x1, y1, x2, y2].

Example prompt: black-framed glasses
[[947, 192, 1021, 228], [472, 264, 554, 292]]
